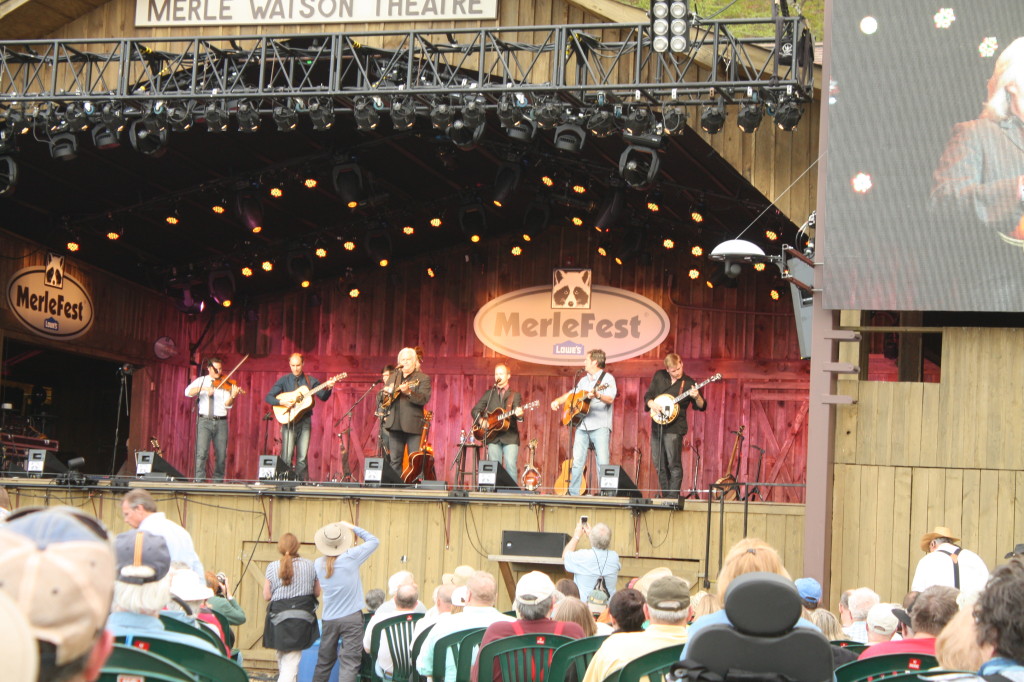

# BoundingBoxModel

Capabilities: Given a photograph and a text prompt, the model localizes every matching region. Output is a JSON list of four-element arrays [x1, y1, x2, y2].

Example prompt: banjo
[[650, 373, 722, 425]]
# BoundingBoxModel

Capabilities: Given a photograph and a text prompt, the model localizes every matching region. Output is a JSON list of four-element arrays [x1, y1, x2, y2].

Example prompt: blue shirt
[[107, 610, 221, 654], [563, 547, 621, 597], [576, 371, 617, 431], [315, 526, 380, 620]]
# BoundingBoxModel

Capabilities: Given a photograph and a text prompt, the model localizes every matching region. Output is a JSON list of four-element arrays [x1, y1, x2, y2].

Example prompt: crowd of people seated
[[2, 486, 1024, 682]]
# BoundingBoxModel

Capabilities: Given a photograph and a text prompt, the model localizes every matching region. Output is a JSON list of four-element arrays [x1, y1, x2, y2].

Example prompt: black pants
[[313, 610, 364, 682], [387, 430, 421, 474], [650, 428, 684, 497]]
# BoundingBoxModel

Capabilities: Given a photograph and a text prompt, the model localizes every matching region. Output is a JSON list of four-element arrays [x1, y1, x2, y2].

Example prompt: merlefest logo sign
[[6, 254, 95, 340], [473, 270, 671, 366]]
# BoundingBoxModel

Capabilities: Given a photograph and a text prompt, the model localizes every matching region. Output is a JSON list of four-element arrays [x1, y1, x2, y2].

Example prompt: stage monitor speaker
[[135, 451, 186, 480], [258, 455, 295, 481], [501, 530, 571, 558], [26, 449, 67, 477], [363, 457, 403, 488], [598, 464, 641, 498], [477, 460, 519, 492]]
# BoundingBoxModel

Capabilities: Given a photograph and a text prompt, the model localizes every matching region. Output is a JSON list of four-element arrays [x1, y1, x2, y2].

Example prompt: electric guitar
[[401, 411, 436, 484], [560, 383, 610, 427], [379, 379, 420, 410], [520, 438, 541, 491], [272, 373, 347, 424], [650, 373, 722, 425], [472, 400, 540, 441]]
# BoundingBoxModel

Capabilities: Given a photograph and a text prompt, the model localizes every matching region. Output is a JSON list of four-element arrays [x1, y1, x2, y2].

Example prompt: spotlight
[[236, 100, 260, 132], [0, 122, 16, 153], [553, 123, 585, 153], [315, 246, 328, 258], [510, 244, 523, 256], [235, 189, 264, 232], [458, 202, 487, 241], [66, 240, 80, 252], [391, 96, 416, 129], [262, 260, 274, 272], [522, 198, 550, 237], [273, 102, 298, 131], [586, 109, 618, 138], [429, 99, 454, 130], [774, 98, 803, 131], [429, 216, 443, 227], [505, 118, 536, 143], [448, 119, 484, 150], [211, 198, 227, 214], [533, 98, 566, 129], [129, 116, 168, 157], [347, 285, 361, 298], [106, 230, 121, 241], [426, 265, 441, 278], [91, 124, 120, 150], [700, 101, 726, 134], [165, 208, 181, 225], [64, 103, 91, 132], [651, 0, 690, 53], [166, 102, 193, 131], [365, 225, 393, 262], [48, 133, 78, 161], [0, 156, 17, 197], [663, 105, 687, 134], [208, 269, 236, 306], [491, 163, 521, 207], [241, 266, 254, 277], [100, 101, 126, 132], [497, 94, 526, 128], [594, 186, 626, 231], [286, 251, 315, 287], [663, 238, 675, 249], [342, 239, 356, 250], [624, 106, 655, 135], [332, 163, 364, 208], [597, 242, 610, 257], [736, 102, 763, 133], [353, 97, 380, 131], [204, 102, 229, 132], [308, 98, 336, 130], [462, 95, 486, 129], [402, 225, 415, 235], [618, 146, 661, 190]]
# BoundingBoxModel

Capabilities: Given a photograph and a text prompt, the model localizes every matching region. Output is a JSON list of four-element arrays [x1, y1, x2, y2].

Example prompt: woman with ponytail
[[263, 532, 321, 682]]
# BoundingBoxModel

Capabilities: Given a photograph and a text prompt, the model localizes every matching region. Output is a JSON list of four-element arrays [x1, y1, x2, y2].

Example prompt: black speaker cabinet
[[258, 455, 295, 480], [135, 451, 186, 480], [477, 460, 519, 491], [598, 464, 641, 498], [501, 530, 571, 557], [363, 457, 403, 487]]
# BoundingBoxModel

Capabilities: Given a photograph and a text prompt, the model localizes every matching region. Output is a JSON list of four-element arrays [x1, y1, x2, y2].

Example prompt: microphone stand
[[683, 440, 702, 499], [745, 445, 766, 501], [563, 368, 584, 495], [335, 380, 379, 482], [109, 365, 132, 477]]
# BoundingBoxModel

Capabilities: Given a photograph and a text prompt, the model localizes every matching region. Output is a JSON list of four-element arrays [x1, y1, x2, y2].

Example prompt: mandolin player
[[470, 363, 524, 480], [643, 353, 706, 498], [264, 352, 333, 481], [185, 356, 241, 482]]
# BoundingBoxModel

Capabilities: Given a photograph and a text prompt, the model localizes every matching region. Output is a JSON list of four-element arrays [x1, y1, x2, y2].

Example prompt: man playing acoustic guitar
[[265, 352, 335, 481], [550, 349, 617, 496], [471, 363, 525, 481], [643, 353, 706, 498]]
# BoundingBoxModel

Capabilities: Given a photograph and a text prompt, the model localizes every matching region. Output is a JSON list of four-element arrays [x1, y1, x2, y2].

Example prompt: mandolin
[[273, 373, 347, 424], [473, 400, 540, 441], [560, 383, 610, 427], [379, 379, 420, 410], [520, 438, 541, 491], [401, 411, 436, 484], [713, 425, 744, 501], [650, 373, 722, 425]]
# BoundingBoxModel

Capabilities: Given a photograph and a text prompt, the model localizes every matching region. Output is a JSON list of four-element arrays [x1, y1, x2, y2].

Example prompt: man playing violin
[[382, 347, 432, 475], [471, 363, 524, 481], [643, 353, 706, 498], [184, 356, 241, 482], [550, 349, 617, 496], [265, 353, 333, 481]]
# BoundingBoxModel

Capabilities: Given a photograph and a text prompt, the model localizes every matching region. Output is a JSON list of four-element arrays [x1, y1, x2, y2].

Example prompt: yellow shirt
[[581, 623, 689, 682]]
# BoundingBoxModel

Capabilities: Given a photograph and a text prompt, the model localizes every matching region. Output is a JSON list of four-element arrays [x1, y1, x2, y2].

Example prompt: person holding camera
[[562, 518, 621, 600], [206, 570, 247, 625]]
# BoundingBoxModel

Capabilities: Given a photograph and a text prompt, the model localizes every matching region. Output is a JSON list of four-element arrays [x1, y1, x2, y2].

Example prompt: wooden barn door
[[741, 384, 808, 503]]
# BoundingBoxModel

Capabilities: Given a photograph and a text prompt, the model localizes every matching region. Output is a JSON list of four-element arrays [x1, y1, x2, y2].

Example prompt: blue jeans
[[281, 418, 312, 481], [570, 427, 610, 495], [195, 416, 228, 481], [486, 442, 520, 481]]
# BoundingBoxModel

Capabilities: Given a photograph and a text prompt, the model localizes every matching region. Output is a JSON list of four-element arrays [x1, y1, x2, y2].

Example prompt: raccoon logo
[[45, 252, 65, 289], [552, 269, 591, 309]]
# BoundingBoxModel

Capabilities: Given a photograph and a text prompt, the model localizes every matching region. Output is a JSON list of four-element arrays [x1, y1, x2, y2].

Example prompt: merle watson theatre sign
[[473, 270, 670, 366], [136, 0, 496, 26], [6, 254, 95, 341]]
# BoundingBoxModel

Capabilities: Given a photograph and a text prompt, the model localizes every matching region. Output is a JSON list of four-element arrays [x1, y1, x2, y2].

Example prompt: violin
[[212, 378, 245, 394]]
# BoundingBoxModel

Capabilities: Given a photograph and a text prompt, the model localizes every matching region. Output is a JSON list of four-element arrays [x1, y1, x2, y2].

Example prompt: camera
[[216, 572, 227, 584], [580, 515, 588, 525]]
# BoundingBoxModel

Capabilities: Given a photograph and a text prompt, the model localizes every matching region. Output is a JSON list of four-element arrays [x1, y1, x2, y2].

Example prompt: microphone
[[372, 379, 382, 386]]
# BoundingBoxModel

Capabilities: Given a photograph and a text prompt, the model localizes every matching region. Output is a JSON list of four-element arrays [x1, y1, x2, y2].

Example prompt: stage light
[[315, 247, 328, 258], [534, 98, 566, 129], [204, 102, 229, 132], [571, 216, 583, 227], [429, 99, 454, 130], [553, 123, 586, 152], [429, 217, 442, 227], [208, 269, 236, 305], [353, 97, 380, 131], [241, 266, 254, 277], [597, 242, 609, 257], [391, 96, 416, 129], [365, 225, 393, 264], [700, 101, 726, 134], [166, 102, 193, 131], [492, 163, 521, 207], [774, 98, 803, 131], [650, 0, 689, 53], [100, 101, 126, 132], [448, 119, 484, 150], [273, 102, 298, 131], [106, 230, 120, 240], [770, 288, 781, 300], [688, 268, 700, 279], [378, 258, 389, 267], [64, 103, 91, 132], [48, 133, 78, 161], [753, 262, 766, 271], [269, 185, 284, 198], [736, 102, 763, 133], [348, 286, 360, 298], [332, 163, 364, 208], [343, 239, 356, 251], [130, 115, 168, 157], [586, 109, 617, 138], [91, 124, 120, 150], [211, 198, 226, 214], [66, 240, 80, 252], [511, 244, 523, 256], [765, 229, 778, 241], [236, 100, 260, 132], [459, 202, 487, 241], [303, 177, 318, 188], [663, 238, 675, 249], [165, 209, 180, 225], [522, 234, 532, 242], [261, 260, 273, 272], [236, 189, 264, 233], [0, 156, 17, 197], [462, 95, 486, 129], [540, 175, 555, 187], [426, 265, 439, 278], [624, 106, 655, 135], [308, 98, 335, 130], [522, 198, 549, 239], [470, 234, 481, 243], [691, 245, 703, 256], [662, 105, 687, 134], [572, 182, 587, 195], [402, 225, 415, 235], [506, 117, 536, 143], [618, 145, 661, 190], [595, 186, 626, 231], [646, 192, 661, 212]]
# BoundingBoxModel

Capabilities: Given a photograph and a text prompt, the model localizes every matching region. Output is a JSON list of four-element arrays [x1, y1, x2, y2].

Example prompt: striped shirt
[[266, 557, 318, 601]]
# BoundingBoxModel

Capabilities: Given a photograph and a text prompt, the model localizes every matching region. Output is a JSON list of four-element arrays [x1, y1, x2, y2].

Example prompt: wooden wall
[[829, 327, 1024, 609], [4, 482, 807, 667]]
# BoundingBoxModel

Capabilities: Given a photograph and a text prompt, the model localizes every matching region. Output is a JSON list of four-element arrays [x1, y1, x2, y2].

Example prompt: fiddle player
[[643, 353, 705, 498], [382, 348, 432, 475], [470, 363, 524, 480], [374, 365, 395, 458], [265, 353, 333, 482], [184, 356, 241, 482]]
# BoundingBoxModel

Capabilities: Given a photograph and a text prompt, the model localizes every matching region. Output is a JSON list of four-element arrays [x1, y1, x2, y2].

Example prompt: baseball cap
[[451, 586, 469, 607], [515, 571, 555, 605], [586, 589, 609, 615], [115, 530, 171, 584], [795, 577, 822, 608], [0, 507, 116, 666], [867, 602, 899, 637], [0, 590, 39, 682], [1004, 543, 1024, 559], [646, 576, 691, 612], [170, 568, 215, 602]]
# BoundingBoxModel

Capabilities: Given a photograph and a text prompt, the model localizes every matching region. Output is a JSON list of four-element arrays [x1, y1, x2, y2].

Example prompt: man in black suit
[[470, 363, 524, 481], [382, 348, 431, 475]]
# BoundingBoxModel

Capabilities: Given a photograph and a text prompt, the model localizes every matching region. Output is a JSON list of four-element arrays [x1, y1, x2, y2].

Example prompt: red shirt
[[857, 637, 936, 660], [472, 618, 585, 682]]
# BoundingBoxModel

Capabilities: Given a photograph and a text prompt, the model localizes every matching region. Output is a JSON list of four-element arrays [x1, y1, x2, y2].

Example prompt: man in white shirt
[[121, 488, 204, 579], [183, 356, 240, 482], [363, 583, 419, 677], [911, 526, 990, 597]]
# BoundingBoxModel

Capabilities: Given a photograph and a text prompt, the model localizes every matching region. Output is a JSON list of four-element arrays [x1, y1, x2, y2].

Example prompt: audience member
[[0, 507, 117, 682], [582, 576, 691, 682], [563, 520, 621, 598], [553, 596, 598, 637], [263, 532, 321, 682], [634, 567, 673, 599], [365, 588, 386, 613], [843, 587, 880, 643], [935, 608, 984, 672], [689, 591, 721, 624], [808, 608, 844, 641], [795, 577, 822, 610], [166, 568, 225, 646], [974, 557, 1024, 678], [416, 571, 513, 682], [838, 589, 853, 628], [1004, 543, 1024, 560], [441, 565, 476, 588], [363, 583, 419, 678], [864, 602, 900, 645], [376, 570, 427, 616], [0, 485, 12, 520], [608, 588, 646, 633], [312, 521, 379, 682], [473, 571, 585, 682], [205, 571, 247, 625], [413, 583, 455, 645], [858, 586, 958, 660], [120, 488, 204, 578], [556, 578, 581, 599], [912, 526, 990, 595]]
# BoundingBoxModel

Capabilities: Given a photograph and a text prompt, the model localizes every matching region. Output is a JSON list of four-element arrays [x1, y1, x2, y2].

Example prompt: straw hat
[[314, 522, 356, 556], [920, 526, 959, 553]]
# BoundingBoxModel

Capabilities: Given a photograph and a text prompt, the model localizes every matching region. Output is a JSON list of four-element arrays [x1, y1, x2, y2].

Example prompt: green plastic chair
[[876, 672, 978, 681], [368, 612, 425, 682], [102, 643, 198, 681], [835, 653, 939, 682], [830, 640, 869, 654], [409, 623, 436, 682], [209, 609, 235, 650], [115, 636, 248, 682], [474, 632, 573, 682], [603, 643, 686, 682], [455, 627, 488, 682], [100, 671, 190, 682], [159, 614, 228, 656], [547, 635, 608, 682], [428, 626, 487, 682]]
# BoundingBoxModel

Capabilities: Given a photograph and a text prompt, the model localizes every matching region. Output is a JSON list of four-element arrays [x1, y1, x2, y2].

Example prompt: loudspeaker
[[258, 455, 294, 480], [477, 460, 519, 491], [135, 451, 186, 480], [598, 465, 641, 498], [501, 530, 571, 557], [25, 449, 67, 477], [363, 457, 403, 487]]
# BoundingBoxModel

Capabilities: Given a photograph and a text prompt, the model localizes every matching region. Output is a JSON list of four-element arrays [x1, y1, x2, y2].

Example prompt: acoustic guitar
[[650, 373, 722, 425], [560, 383, 609, 427], [273, 373, 347, 424], [379, 379, 420, 410], [401, 411, 436, 484], [473, 400, 540, 441], [713, 425, 744, 501], [520, 438, 541, 491]]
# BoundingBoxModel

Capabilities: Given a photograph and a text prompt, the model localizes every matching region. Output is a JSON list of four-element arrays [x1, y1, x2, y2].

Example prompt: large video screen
[[823, 1, 1024, 312]]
